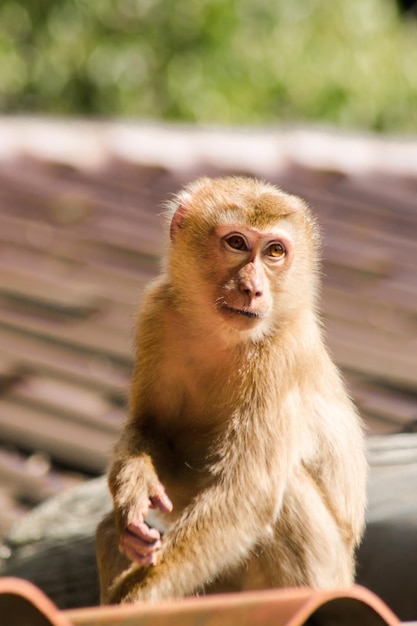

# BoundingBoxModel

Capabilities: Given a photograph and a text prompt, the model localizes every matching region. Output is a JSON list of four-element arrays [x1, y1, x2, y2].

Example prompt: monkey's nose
[[239, 279, 263, 299], [237, 263, 264, 299]]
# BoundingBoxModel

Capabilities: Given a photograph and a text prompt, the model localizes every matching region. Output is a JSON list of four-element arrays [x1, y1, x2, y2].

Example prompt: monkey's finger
[[129, 504, 149, 528], [127, 522, 161, 544], [150, 490, 173, 514], [122, 543, 158, 566], [121, 531, 161, 565], [124, 529, 162, 552]]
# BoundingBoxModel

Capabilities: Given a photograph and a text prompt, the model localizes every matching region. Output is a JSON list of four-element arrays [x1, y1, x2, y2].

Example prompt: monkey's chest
[[155, 339, 234, 416], [160, 426, 214, 474], [153, 427, 214, 510]]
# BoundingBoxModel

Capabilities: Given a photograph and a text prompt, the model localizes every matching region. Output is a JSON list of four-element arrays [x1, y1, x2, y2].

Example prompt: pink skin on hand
[[120, 490, 173, 566]]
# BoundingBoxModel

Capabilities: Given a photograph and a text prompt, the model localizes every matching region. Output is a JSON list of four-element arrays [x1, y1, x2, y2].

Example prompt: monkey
[[96, 176, 367, 605]]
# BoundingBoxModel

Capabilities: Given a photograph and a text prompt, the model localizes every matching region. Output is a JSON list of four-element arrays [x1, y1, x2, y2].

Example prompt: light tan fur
[[96, 176, 367, 604]]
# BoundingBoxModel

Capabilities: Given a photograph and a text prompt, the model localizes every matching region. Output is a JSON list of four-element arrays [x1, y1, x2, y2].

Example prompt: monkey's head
[[165, 177, 320, 341]]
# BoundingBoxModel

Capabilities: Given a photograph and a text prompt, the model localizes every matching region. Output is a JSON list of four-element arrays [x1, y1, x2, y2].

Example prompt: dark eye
[[225, 234, 248, 251], [266, 242, 285, 258]]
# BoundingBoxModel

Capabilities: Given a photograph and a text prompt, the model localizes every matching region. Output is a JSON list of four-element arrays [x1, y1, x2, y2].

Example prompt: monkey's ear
[[170, 192, 192, 241]]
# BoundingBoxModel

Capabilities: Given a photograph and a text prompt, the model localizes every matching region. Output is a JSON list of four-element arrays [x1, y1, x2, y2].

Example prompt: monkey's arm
[[108, 430, 173, 566], [307, 364, 368, 545], [109, 291, 176, 564]]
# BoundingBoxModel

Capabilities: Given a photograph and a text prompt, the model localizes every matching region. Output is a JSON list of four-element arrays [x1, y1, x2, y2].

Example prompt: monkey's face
[[212, 224, 293, 333], [166, 177, 320, 341]]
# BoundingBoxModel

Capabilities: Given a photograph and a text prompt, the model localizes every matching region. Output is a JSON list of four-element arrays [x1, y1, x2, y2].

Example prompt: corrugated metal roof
[[0, 120, 416, 622]]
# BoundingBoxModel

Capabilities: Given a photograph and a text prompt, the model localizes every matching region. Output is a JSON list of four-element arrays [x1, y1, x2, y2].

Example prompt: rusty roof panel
[[0, 577, 404, 626]]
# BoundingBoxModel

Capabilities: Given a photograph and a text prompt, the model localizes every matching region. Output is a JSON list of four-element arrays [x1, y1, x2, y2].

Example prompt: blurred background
[[0, 0, 416, 612], [1, 0, 417, 130]]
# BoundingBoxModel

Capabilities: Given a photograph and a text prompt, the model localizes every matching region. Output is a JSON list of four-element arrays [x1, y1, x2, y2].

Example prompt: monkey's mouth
[[221, 304, 262, 319]]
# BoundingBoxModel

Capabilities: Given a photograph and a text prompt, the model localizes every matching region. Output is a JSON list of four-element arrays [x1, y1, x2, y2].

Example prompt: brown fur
[[96, 176, 367, 604]]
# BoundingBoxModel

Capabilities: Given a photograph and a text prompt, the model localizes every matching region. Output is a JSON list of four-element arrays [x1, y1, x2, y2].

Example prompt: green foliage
[[1, 0, 417, 131]]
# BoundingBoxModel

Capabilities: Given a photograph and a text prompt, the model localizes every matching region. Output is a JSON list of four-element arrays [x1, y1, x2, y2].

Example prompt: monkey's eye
[[224, 234, 248, 251], [266, 242, 286, 258]]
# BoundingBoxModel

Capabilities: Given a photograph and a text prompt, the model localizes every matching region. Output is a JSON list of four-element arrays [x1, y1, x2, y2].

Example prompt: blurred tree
[[0, 0, 417, 131], [396, 0, 417, 14]]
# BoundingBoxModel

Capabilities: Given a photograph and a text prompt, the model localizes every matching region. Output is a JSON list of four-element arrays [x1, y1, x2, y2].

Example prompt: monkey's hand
[[119, 485, 173, 566], [109, 450, 173, 566]]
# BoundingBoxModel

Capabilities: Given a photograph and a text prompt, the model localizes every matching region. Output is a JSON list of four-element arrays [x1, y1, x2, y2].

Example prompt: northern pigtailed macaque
[[96, 176, 367, 605]]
